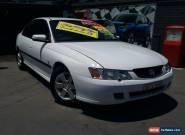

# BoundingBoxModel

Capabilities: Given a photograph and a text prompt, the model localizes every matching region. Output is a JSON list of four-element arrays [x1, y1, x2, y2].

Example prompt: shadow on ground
[[80, 93, 177, 122], [26, 66, 178, 122], [0, 67, 8, 70]]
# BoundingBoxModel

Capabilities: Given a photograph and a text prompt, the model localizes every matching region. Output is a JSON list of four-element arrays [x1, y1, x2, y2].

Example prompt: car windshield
[[94, 20, 117, 35], [113, 14, 137, 23], [50, 20, 118, 42]]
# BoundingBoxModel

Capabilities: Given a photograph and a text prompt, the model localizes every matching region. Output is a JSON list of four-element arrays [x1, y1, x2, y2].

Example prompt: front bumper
[[74, 70, 173, 105]]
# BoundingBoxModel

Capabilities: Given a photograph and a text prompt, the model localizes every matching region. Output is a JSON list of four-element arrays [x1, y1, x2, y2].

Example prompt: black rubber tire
[[16, 50, 26, 70], [50, 67, 76, 105], [127, 32, 135, 44], [142, 35, 151, 48]]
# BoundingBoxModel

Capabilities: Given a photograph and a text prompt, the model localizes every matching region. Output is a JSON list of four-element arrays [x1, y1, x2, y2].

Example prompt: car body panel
[[62, 41, 167, 70], [74, 70, 172, 105]]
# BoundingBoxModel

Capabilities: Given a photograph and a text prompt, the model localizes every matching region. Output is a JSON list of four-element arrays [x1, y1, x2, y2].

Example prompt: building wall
[[68, 0, 185, 53], [0, 4, 61, 54], [152, 2, 185, 52], [68, 4, 156, 49], [1, 0, 185, 54]]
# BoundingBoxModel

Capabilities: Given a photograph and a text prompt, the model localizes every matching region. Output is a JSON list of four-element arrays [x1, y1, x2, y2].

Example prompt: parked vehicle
[[16, 17, 173, 105], [112, 13, 152, 47]]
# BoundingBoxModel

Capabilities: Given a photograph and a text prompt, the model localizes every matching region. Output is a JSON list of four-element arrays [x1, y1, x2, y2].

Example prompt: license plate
[[143, 82, 163, 90]]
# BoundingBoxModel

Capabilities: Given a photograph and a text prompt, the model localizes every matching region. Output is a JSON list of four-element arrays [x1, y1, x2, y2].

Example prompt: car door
[[27, 20, 50, 60], [29, 20, 52, 76], [20, 19, 51, 77], [19, 21, 34, 56]]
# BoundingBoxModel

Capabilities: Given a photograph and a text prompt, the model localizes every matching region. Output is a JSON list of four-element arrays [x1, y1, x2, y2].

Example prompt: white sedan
[[16, 17, 173, 105]]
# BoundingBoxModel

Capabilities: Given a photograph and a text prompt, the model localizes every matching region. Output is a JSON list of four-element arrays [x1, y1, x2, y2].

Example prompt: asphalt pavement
[[0, 55, 184, 135]]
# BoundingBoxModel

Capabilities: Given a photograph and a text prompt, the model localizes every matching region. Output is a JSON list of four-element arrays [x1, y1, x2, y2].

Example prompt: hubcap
[[17, 52, 22, 66], [54, 72, 75, 101]]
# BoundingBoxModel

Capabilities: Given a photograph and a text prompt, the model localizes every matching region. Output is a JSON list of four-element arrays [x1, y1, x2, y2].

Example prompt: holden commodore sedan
[[16, 17, 173, 105]]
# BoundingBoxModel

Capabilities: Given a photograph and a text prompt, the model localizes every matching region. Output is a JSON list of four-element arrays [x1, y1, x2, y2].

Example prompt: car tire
[[16, 50, 25, 70], [51, 67, 76, 105], [127, 32, 135, 44]]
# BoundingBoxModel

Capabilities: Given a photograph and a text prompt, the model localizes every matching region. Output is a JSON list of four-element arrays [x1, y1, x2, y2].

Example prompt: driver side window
[[22, 19, 50, 40]]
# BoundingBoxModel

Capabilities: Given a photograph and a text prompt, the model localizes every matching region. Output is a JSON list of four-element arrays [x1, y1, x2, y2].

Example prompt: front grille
[[113, 93, 124, 100], [133, 65, 163, 78]]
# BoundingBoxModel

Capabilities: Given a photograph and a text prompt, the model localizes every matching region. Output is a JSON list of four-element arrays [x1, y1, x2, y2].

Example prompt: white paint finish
[[60, 41, 167, 70]]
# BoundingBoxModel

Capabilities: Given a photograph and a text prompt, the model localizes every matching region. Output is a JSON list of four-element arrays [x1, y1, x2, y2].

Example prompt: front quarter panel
[[42, 43, 102, 81]]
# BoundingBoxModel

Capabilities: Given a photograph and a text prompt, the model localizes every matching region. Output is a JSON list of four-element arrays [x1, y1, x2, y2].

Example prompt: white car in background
[[16, 17, 173, 105]]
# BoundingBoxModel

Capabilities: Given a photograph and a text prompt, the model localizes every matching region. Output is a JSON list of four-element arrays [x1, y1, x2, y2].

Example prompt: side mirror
[[32, 34, 49, 42]]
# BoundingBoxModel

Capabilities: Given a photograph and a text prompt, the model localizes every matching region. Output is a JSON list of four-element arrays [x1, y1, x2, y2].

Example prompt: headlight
[[88, 68, 132, 80], [88, 68, 103, 79], [162, 63, 171, 74]]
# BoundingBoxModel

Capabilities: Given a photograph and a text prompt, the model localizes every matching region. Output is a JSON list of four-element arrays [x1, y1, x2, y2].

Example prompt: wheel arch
[[50, 61, 77, 104], [50, 61, 71, 83]]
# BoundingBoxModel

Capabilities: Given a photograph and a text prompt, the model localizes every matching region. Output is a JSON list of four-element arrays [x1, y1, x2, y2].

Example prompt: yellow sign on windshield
[[56, 21, 98, 39]]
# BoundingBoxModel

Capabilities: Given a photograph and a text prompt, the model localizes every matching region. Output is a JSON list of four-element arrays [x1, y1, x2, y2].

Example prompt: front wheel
[[51, 68, 76, 105]]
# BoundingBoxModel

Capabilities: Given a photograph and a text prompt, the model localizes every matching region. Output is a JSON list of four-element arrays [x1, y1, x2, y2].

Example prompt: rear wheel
[[51, 68, 76, 105], [16, 51, 25, 70]]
